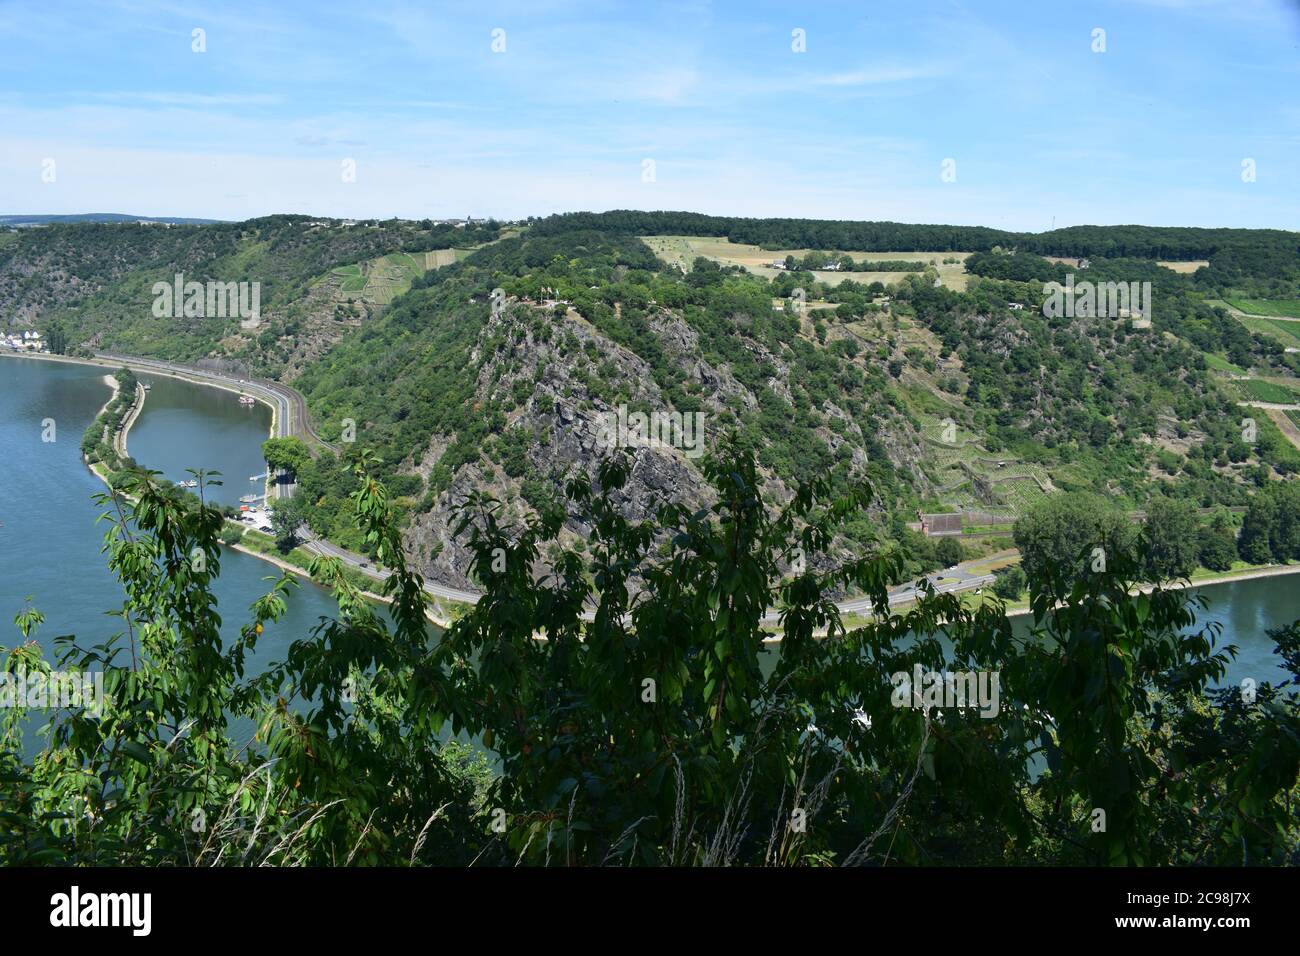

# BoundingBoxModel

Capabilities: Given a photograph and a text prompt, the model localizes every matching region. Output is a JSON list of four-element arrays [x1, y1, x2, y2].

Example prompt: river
[[127, 371, 273, 508], [0, 356, 345, 696]]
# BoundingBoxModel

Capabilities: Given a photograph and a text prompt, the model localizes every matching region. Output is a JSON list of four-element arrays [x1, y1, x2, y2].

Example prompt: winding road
[[95, 352, 337, 451]]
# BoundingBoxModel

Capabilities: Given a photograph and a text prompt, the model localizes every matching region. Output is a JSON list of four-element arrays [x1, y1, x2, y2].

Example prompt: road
[[816, 566, 998, 619], [96, 352, 337, 451], [298, 529, 484, 606]]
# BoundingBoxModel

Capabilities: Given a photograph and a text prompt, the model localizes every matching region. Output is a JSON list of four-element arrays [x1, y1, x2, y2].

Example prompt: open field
[[1225, 310, 1300, 349], [640, 235, 971, 290], [1237, 378, 1300, 404], [1157, 260, 1210, 274], [1044, 256, 1207, 275], [1202, 352, 1246, 375], [1227, 298, 1300, 318]]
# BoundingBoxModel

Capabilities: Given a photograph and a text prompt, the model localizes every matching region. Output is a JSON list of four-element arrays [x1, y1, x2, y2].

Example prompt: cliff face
[[397, 299, 927, 590]]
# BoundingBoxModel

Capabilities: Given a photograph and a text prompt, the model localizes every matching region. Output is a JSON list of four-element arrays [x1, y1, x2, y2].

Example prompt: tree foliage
[[3, 448, 1297, 866]]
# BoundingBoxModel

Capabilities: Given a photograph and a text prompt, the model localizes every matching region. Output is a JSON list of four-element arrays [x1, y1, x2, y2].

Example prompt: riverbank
[[113, 380, 146, 459], [228, 528, 454, 629], [819, 560, 1300, 640], [1, 350, 281, 451]]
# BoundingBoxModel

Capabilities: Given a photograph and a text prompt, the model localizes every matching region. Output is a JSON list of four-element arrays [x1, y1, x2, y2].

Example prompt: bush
[[992, 565, 1026, 600], [934, 536, 965, 567]]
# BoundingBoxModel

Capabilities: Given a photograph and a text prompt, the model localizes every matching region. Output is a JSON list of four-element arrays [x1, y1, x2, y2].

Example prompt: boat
[[238, 395, 256, 405]]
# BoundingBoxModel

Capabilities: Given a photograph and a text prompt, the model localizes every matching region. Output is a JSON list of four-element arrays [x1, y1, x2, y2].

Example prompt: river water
[[0, 356, 344, 692], [127, 371, 273, 508]]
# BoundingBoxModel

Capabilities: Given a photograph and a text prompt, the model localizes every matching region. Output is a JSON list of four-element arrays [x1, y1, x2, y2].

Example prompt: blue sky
[[1, 0, 1298, 229]]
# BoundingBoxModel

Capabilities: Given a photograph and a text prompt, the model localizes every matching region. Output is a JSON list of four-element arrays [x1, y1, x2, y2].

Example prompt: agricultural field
[[1226, 298, 1300, 318], [641, 235, 971, 290], [1156, 260, 1209, 274], [325, 248, 474, 306], [1045, 256, 1206, 275], [1236, 378, 1300, 404], [1202, 351, 1246, 375], [1226, 311, 1300, 349], [1261, 319, 1300, 346]]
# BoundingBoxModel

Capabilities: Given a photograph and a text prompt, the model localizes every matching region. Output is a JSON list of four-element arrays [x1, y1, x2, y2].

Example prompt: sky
[[1, 0, 1298, 230]]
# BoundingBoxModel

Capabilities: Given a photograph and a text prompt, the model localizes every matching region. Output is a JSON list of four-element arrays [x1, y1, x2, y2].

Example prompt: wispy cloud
[[0, 0, 1296, 230], [90, 91, 285, 107]]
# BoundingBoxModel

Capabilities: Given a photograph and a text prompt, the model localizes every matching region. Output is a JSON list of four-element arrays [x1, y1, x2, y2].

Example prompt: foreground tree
[[2, 449, 1297, 866]]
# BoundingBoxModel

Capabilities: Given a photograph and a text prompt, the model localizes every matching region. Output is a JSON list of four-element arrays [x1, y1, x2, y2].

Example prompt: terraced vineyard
[[1238, 378, 1300, 404], [918, 417, 1055, 516], [326, 248, 474, 306], [1226, 298, 1300, 318]]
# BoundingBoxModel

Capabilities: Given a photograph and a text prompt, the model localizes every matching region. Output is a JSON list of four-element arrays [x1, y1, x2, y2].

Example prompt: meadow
[[641, 235, 971, 290]]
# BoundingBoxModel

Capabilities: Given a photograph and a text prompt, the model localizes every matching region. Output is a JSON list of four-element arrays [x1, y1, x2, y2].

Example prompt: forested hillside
[[0, 215, 498, 367], [5, 213, 1300, 591], [5, 211, 1300, 868], [281, 224, 1300, 590]]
